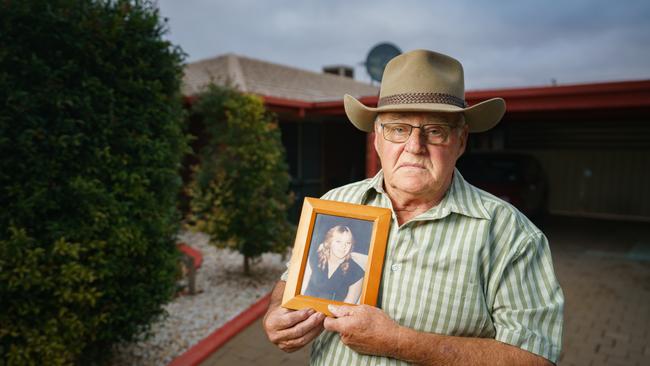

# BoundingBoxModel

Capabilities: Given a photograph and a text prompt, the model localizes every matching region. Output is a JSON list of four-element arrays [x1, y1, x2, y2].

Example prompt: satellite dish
[[365, 43, 401, 83]]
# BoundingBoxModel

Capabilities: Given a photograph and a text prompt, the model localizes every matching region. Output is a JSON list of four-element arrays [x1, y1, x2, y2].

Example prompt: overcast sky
[[156, 0, 650, 90]]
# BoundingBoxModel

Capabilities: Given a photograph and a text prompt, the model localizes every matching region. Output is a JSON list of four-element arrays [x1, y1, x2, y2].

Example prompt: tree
[[0, 1, 188, 364], [187, 84, 294, 275]]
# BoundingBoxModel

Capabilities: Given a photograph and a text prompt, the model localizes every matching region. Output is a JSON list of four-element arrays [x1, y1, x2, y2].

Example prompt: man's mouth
[[398, 163, 426, 170]]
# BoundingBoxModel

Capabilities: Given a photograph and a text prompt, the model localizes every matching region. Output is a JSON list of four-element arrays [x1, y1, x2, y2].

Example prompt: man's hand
[[323, 303, 554, 366], [263, 282, 326, 353], [263, 306, 325, 352], [323, 304, 401, 357]]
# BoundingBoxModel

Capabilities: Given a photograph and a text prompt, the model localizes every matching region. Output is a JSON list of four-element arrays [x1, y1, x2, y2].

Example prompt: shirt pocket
[[413, 254, 494, 338]]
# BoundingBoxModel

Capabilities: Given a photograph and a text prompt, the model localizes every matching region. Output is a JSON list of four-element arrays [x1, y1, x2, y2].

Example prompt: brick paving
[[548, 217, 650, 366], [204, 216, 650, 366]]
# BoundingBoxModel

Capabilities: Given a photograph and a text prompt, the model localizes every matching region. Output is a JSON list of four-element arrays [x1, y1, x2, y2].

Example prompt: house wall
[[280, 121, 322, 222], [280, 118, 366, 222], [468, 114, 650, 221], [522, 149, 650, 220]]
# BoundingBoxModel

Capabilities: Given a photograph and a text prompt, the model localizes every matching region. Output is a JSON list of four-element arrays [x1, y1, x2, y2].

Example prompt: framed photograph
[[282, 197, 391, 316]]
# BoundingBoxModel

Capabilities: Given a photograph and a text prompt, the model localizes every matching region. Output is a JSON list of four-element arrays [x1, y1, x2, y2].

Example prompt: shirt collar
[[361, 168, 491, 221], [442, 168, 491, 220]]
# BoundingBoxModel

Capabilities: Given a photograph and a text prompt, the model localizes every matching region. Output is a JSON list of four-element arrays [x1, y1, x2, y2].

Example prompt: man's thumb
[[328, 304, 353, 318]]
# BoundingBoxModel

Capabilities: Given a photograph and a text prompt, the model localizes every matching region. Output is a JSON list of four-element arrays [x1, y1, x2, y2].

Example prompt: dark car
[[456, 152, 548, 221]]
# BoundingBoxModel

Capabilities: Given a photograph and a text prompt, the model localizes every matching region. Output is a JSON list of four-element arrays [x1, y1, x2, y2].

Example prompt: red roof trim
[[185, 80, 650, 115], [467, 79, 650, 99], [261, 95, 312, 109], [468, 80, 650, 112]]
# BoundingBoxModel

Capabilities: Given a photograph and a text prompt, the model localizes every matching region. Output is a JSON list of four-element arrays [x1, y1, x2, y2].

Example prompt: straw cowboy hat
[[344, 49, 506, 133]]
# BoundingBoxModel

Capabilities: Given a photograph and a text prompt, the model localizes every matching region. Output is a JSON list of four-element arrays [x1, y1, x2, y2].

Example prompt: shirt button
[[391, 264, 401, 272]]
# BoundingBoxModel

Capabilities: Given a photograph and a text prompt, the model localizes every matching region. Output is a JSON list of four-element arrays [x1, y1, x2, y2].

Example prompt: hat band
[[378, 92, 467, 108]]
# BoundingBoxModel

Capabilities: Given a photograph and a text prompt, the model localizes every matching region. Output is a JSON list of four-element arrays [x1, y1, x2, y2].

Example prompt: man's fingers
[[300, 318, 325, 343], [279, 316, 325, 352], [270, 307, 314, 330], [275, 311, 325, 342]]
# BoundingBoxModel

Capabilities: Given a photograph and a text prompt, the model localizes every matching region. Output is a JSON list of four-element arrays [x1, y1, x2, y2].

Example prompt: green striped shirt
[[283, 169, 563, 365]]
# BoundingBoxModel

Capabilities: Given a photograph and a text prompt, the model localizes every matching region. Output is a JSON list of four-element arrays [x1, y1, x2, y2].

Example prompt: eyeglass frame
[[379, 122, 463, 145]]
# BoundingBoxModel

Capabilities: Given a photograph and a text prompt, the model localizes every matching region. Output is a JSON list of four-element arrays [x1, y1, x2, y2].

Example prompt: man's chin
[[391, 179, 434, 195], [394, 171, 431, 183]]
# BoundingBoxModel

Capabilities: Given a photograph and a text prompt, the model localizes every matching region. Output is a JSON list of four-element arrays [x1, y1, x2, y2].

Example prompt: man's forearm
[[267, 280, 286, 309], [392, 326, 552, 366]]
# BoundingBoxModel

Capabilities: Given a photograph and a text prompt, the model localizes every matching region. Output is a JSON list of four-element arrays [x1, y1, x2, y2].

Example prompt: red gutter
[[183, 95, 198, 107], [261, 95, 312, 109], [467, 79, 650, 99], [468, 80, 650, 112], [185, 79, 650, 115]]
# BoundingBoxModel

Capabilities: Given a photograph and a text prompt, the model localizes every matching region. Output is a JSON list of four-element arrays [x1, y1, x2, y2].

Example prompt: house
[[183, 53, 650, 222]]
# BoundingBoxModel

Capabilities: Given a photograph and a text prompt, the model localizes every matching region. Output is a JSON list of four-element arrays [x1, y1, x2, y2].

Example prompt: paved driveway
[[206, 216, 650, 366]]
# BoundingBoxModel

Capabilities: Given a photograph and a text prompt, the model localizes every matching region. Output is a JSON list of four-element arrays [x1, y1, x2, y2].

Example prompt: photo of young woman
[[300, 216, 372, 304]]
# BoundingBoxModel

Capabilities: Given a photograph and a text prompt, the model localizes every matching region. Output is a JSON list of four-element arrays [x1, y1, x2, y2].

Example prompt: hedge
[[0, 1, 188, 364]]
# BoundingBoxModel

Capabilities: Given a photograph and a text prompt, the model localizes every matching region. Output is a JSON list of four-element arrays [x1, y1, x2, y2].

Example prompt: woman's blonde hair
[[317, 225, 355, 274]]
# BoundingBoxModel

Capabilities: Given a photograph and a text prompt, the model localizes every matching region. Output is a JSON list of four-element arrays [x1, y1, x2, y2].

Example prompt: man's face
[[374, 112, 468, 198]]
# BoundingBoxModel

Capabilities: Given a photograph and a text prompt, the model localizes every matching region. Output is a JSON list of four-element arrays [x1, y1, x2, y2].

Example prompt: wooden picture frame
[[282, 197, 392, 316]]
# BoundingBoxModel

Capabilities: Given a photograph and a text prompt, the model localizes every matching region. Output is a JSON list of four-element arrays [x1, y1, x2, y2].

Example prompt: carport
[[466, 80, 650, 221], [339, 80, 650, 222]]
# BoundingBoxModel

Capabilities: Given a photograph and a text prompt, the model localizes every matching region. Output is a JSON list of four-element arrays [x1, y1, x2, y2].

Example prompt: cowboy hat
[[344, 49, 506, 133]]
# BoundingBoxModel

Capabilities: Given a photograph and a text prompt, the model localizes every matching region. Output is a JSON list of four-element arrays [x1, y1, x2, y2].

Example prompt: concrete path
[[203, 216, 650, 366]]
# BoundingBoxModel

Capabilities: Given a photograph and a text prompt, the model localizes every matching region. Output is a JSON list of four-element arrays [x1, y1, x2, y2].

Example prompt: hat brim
[[344, 94, 506, 133]]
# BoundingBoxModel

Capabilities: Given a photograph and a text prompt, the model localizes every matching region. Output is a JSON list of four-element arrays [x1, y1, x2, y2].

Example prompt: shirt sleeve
[[491, 231, 564, 364]]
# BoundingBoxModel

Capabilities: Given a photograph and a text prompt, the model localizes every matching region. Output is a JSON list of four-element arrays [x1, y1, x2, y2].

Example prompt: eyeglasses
[[380, 123, 457, 145]]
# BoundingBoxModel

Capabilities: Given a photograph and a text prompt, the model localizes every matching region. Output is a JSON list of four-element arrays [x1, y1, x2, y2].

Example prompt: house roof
[[182, 53, 379, 102], [182, 54, 650, 120]]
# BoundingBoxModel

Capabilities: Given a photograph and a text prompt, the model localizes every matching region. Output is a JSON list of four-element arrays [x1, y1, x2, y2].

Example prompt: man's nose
[[404, 127, 427, 153]]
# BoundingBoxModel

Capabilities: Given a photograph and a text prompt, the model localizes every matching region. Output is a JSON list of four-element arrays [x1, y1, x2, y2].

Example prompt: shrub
[[0, 0, 188, 364], [187, 85, 294, 275]]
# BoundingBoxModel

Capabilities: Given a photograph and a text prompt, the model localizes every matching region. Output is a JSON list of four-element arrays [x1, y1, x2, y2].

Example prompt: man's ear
[[373, 123, 380, 154], [457, 125, 469, 158]]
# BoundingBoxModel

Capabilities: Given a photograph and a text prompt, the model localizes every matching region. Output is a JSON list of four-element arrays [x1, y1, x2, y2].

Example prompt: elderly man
[[263, 50, 563, 365]]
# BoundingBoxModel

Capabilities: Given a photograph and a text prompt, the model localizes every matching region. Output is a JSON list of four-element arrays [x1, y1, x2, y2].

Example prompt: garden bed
[[109, 231, 287, 365]]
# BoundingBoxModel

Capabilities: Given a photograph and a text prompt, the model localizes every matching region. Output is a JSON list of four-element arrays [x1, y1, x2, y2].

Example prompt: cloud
[[157, 0, 650, 89]]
